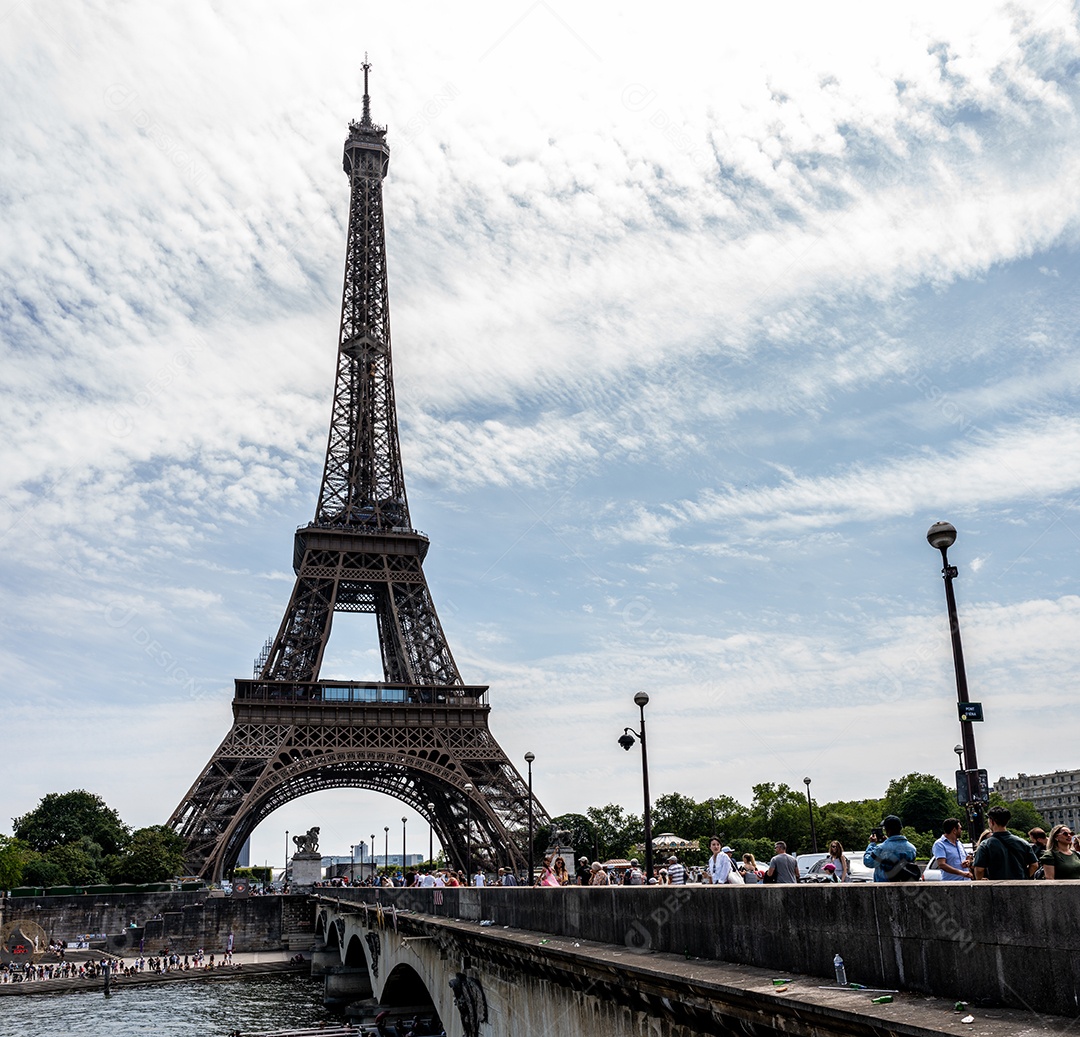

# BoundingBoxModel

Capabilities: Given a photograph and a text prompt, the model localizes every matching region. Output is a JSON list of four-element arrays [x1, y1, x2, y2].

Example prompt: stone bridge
[[312, 883, 1078, 1036]]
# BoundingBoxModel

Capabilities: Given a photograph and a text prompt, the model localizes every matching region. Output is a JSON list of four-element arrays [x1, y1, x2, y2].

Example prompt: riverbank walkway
[[0, 950, 309, 997]]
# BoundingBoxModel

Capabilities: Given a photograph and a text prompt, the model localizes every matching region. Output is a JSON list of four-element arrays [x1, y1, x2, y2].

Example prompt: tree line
[[538, 773, 1046, 866], [1, 776, 1046, 888], [0, 790, 185, 888]]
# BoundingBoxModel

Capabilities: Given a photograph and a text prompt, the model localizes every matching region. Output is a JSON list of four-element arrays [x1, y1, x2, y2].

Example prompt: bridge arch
[[381, 961, 440, 1014], [344, 933, 367, 968]]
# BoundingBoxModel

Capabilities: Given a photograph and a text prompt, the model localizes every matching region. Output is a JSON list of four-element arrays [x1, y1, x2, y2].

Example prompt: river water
[[0, 973, 333, 1036]]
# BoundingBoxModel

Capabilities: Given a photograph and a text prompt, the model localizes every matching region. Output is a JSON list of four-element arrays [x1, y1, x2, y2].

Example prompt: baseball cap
[[721, 846, 733, 853]]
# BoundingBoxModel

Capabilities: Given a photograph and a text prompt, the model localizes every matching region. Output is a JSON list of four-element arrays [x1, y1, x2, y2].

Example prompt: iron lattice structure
[[169, 67, 549, 880]]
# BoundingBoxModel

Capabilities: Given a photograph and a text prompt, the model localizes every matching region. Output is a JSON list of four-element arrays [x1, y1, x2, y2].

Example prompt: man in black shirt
[[973, 806, 1038, 880]]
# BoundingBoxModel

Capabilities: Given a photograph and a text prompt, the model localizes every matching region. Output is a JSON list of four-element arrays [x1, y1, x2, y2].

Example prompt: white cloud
[[4, 1, 1080, 866]]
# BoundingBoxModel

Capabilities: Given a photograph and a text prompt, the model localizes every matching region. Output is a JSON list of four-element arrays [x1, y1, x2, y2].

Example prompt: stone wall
[[0, 892, 311, 955], [337, 881, 1080, 1017]]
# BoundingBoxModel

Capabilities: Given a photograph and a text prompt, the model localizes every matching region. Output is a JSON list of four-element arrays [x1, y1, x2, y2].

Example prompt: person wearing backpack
[[973, 806, 1038, 880], [864, 815, 919, 882]]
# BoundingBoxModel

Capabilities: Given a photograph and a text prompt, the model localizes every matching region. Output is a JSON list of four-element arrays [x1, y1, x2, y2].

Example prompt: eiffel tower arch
[[169, 66, 550, 881]]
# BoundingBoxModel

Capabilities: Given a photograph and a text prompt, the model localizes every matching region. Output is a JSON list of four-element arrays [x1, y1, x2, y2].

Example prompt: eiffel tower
[[169, 66, 549, 880]]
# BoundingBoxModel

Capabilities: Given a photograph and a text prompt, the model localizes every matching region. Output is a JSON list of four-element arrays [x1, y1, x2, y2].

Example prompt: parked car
[[802, 855, 875, 883], [795, 852, 829, 877]]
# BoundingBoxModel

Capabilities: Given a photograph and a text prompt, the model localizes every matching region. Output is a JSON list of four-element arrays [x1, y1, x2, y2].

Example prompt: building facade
[[995, 770, 1080, 829]]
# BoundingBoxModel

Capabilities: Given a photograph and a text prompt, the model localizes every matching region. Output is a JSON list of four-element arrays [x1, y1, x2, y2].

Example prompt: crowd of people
[[0, 946, 240, 985], [862, 806, 1080, 882], [341, 805, 1080, 889]]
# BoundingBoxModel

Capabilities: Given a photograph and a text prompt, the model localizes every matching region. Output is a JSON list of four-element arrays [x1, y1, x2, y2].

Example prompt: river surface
[[0, 973, 332, 1036]]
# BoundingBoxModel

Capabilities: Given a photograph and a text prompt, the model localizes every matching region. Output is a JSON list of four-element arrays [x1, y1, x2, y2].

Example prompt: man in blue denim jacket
[[864, 815, 918, 882]]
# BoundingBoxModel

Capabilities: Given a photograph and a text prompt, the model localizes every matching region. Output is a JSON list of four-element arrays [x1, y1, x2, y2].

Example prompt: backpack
[[885, 859, 921, 882]]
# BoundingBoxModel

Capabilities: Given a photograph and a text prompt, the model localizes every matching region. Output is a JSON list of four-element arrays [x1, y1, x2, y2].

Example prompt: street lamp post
[[803, 777, 818, 853], [427, 801, 436, 865], [401, 816, 407, 874], [618, 691, 654, 881], [927, 521, 985, 838], [384, 826, 389, 878], [369, 833, 375, 881], [524, 751, 535, 884], [463, 782, 474, 877], [284, 830, 289, 885]]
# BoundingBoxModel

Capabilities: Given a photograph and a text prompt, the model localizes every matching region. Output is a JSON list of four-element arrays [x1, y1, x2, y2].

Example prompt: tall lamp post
[[803, 776, 818, 852], [427, 801, 436, 865], [284, 830, 289, 884], [463, 782, 474, 876], [401, 816, 408, 873], [524, 751, 535, 884], [927, 521, 985, 838], [369, 833, 375, 881], [384, 826, 390, 877], [618, 691, 654, 881]]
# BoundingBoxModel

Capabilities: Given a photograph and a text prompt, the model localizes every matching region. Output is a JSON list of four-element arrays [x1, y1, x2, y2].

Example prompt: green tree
[[110, 826, 185, 884], [0, 835, 32, 888], [708, 794, 753, 842], [13, 790, 130, 855], [652, 792, 700, 840], [22, 854, 67, 887], [818, 799, 884, 851], [585, 803, 640, 860], [43, 842, 103, 885], [748, 783, 810, 851], [883, 774, 959, 835]]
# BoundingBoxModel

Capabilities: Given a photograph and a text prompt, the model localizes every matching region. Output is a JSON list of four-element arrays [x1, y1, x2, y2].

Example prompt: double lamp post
[[618, 691, 654, 881], [927, 521, 986, 838]]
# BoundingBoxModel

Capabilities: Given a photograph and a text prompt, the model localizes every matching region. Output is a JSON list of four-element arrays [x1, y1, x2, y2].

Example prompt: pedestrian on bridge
[[766, 842, 800, 883], [703, 837, 731, 884], [666, 855, 687, 884], [864, 816, 919, 882], [973, 806, 1038, 880], [1037, 824, 1079, 880]]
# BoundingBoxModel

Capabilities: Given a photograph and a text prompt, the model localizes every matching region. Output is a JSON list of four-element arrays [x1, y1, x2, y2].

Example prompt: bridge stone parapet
[[325, 882, 1079, 1020]]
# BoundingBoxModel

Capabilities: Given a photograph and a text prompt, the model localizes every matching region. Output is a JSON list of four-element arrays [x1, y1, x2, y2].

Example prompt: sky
[[4, 0, 1080, 869]]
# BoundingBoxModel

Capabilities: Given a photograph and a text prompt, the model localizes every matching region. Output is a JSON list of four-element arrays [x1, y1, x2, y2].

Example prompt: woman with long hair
[[1041, 824, 1080, 880], [537, 855, 561, 887], [826, 840, 850, 882], [552, 856, 570, 885], [741, 853, 762, 883]]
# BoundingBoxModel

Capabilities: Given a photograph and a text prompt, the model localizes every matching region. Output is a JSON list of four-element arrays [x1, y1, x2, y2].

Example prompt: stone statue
[[292, 826, 320, 854]]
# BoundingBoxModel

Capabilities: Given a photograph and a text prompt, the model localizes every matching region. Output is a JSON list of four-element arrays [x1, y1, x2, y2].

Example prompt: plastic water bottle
[[833, 954, 847, 986]]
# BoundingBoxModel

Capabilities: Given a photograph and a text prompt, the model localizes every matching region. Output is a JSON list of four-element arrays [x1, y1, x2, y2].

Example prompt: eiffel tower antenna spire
[[169, 76, 549, 882], [361, 54, 372, 128]]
